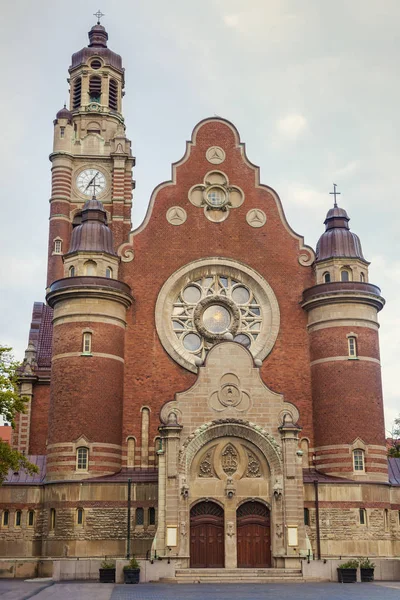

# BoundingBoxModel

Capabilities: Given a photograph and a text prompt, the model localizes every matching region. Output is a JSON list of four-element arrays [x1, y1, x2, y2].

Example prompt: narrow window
[[323, 272, 331, 283], [2, 510, 9, 527], [360, 272, 365, 282], [109, 79, 118, 110], [304, 508, 310, 526], [82, 332, 92, 355], [54, 239, 62, 254], [72, 77, 82, 109], [149, 507, 156, 526], [348, 336, 357, 358], [353, 449, 365, 472], [384, 509, 389, 531], [76, 447, 89, 470], [359, 508, 366, 525], [15, 510, 22, 527], [28, 511, 34, 527], [105, 267, 113, 279], [135, 507, 144, 526], [341, 269, 350, 282], [69, 266, 75, 277], [50, 509, 56, 530], [60, 126, 65, 138], [77, 508, 84, 526], [89, 76, 102, 103], [84, 260, 97, 276], [127, 437, 135, 468]]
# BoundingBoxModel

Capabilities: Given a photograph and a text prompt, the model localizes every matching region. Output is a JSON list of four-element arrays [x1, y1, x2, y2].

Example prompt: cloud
[[276, 114, 307, 141], [334, 160, 361, 178], [223, 14, 240, 28], [282, 184, 326, 209]]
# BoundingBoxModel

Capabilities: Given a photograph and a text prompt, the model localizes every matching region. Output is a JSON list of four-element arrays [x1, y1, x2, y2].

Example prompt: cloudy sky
[[1, 0, 399, 431]]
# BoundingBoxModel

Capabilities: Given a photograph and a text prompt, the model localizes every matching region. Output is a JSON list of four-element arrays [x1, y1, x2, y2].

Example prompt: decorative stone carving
[[273, 476, 283, 500], [209, 373, 251, 413], [166, 206, 187, 226], [246, 208, 266, 228], [221, 444, 238, 476], [180, 521, 187, 537], [206, 146, 226, 164], [245, 449, 261, 478], [198, 450, 215, 478], [188, 171, 244, 223], [276, 523, 283, 538], [225, 477, 236, 499], [226, 521, 235, 537]]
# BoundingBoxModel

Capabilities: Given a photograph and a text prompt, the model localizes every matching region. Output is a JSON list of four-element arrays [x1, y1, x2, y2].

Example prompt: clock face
[[76, 169, 106, 196]]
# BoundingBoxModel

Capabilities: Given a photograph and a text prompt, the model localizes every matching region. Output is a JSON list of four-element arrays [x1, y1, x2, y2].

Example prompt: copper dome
[[55, 105, 73, 122], [70, 23, 123, 73], [316, 204, 366, 262], [67, 198, 116, 255]]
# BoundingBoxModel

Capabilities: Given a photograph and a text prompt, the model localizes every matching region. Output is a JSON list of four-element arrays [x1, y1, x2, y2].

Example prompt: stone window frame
[[347, 332, 358, 359], [340, 267, 352, 282], [50, 508, 56, 531], [105, 266, 113, 279], [1, 510, 9, 528], [69, 265, 75, 277], [15, 510, 22, 528], [323, 271, 331, 283], [384, 509, 390, 531], [76, 507, 85, 527], [81, 330, 93, 356], [353, 448, 365, 472], [76, 447, 89, 471], [84, 260, 97, 276], [52, 237, 63, 255], [135, 507, 144, 527], [27, 510, 35, 528], [148, 507, 156, 527], [155, 258, 280, 373], [359, 508, 367, 526], [304, 507, 310, 526]]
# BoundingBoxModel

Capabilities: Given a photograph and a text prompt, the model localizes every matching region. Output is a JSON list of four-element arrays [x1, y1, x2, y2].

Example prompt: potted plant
[[99, 558, 116, 583], [123, 556, 140, 584], [360, 557, 375, 582], [337, 559, 359, 583]]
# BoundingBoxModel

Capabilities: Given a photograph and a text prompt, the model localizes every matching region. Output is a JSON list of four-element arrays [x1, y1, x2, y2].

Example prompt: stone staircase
[[167, 567, 304, 584]]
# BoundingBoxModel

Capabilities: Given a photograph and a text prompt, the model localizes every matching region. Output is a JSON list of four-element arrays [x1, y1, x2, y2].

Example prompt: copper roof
[[316, 204, 366, 262], [388, 457, 400, 485], [55, 106, 73, 122], [67, 197, 117, 255], [70, 24, 123, 73], [27, 303, 53, 370], [4, 455, 46, 485]]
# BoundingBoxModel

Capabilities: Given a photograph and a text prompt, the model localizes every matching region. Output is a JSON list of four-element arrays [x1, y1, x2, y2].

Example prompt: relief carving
[[245, 449, 261, 478], [221, 443, 238, 476], [209, 374, 251, 413], [226, 521, 235, 537], [198, 449, 215, 478]]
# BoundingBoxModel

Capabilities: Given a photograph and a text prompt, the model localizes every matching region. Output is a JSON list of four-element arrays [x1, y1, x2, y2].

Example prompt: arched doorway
[[237, 501, 271, 567], [190, 501, 224, 568]]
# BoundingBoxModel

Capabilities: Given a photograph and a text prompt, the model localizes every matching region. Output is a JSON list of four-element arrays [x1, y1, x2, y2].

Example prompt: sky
[[0, 0, 399, 432]]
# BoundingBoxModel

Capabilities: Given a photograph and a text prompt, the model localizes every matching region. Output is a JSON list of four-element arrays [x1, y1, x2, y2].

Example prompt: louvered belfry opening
[[72, 77, 82, 109], [109, 79, 118, 110], [89, 76, 102, 103]]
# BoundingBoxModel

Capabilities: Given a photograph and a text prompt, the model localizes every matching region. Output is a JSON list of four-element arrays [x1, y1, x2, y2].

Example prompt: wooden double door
[[190, 501, 224, 568], [237, 501, 271, 568]]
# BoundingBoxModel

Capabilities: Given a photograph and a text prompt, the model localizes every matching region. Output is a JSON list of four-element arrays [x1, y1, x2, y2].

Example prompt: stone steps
[[168, 568, 304, 584]]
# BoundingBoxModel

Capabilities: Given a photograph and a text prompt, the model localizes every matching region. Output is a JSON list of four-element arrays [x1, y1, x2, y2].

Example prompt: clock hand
[[85, 172, 100, 192]]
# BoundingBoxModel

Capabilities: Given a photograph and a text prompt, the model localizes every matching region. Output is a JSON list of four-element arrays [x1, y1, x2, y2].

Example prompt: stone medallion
[[246, 208, 267, 228], [166, 206, 187, 225], [206, 146, 226, 164]]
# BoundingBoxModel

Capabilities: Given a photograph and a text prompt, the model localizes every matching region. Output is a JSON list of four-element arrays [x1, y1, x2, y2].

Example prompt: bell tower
[[47, 16, 134, 287]]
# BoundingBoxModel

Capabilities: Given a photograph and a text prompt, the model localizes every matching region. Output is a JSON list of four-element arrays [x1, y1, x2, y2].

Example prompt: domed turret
[[316, 205, 365, 262], [55, 105, 73, 123], [68, 197, 116, 255]]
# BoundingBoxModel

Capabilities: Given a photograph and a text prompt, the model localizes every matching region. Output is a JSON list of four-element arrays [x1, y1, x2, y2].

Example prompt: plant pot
[[123, 568, 140, 584], [99, 568, 116, 583], [337, 568, 357, 583], [361, 568, 374, 582]]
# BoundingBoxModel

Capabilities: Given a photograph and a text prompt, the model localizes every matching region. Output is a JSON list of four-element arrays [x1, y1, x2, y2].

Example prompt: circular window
[[206, 187, 226, 207], [155, 258, 280, 373], [90, 59, 102, 70], [203, 304, 231, 334]]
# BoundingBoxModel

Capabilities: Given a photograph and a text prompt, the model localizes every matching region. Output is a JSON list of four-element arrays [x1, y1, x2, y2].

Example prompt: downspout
[[314, 479, 321, 560], [126, 478, 132, 559]]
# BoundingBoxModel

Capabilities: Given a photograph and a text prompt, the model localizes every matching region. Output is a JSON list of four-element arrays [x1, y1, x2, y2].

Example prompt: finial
[[329, 183, 341, 207], [94, 9, 105, 24]]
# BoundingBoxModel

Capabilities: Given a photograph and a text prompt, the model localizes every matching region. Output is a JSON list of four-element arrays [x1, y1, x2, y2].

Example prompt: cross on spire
[[94, 9, 105, 24], [329, 183, 341, 207]]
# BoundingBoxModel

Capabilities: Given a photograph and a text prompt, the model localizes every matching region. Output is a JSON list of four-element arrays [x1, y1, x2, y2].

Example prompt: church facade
[[1, 21, 399, 581]]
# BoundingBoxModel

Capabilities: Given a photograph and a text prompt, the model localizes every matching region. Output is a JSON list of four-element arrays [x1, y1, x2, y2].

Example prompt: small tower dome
[[88, 23, 108, 48], [55, 105, 73, 123], [316, 204, 365, 262], [67, 197, 116, 255]]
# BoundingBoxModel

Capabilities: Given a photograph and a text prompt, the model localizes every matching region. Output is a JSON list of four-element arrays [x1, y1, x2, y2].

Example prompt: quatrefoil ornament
[[188, 171, 245, 222]]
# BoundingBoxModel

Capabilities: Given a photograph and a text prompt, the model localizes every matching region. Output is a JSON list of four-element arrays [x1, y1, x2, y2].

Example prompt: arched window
[[105, 267, 113, 279], [15, 510, 22, 527], [69, 266, 75, 277], [127, 437, 135, 468], [82, 332, 92, 355], [341, 269, 351, 282], [353, 449, 365, 472], [148, 507, 156, 526], [54, 239, 62, 254], [89, 76, 102, 103], [2, 510, 9, 527], [360, 272, 365, 282], [384, 509, 389, 531], [50, 509, 56, 530], [84, 260, 97, 276], [109, 79, 118, 110], [76, 447, 89, 470], [323, 272, 331, 283], [28, 510, 35, 527], [135, 507, 144, 526], [359, 508, 366, 525], [348, 336, 357, 358], [60, 126, 65, 139], [77, 508, 84, 526], [73, 77, 82, 109], [304, 508, 310, 526]]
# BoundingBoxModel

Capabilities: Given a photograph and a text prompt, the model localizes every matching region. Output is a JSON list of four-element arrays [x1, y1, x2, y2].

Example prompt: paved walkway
[[0, 580, 400, 600]]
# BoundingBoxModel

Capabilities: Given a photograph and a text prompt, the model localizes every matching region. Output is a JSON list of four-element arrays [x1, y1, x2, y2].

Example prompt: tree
[[0, 346, 38, 484], [387, 415, 400, 458]]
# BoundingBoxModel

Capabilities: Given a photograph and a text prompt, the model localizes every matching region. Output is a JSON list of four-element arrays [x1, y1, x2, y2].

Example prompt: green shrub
[[123, 556, 140, 570], [359, 557, 375, 569], [338, 559, 359, 569], [100, 559, 116, 570]]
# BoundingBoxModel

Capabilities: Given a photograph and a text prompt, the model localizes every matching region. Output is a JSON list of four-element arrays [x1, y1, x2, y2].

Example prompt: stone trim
[[310, 356, 380, 366], [52, 352, 124, 363]]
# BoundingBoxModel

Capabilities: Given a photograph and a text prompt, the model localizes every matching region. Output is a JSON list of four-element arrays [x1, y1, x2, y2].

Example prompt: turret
[[46, 198, 132, 480], [302, 200, 387, 481]]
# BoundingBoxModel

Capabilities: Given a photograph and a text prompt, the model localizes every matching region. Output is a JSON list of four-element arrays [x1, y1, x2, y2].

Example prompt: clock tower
[[47, 17, 134, 287]]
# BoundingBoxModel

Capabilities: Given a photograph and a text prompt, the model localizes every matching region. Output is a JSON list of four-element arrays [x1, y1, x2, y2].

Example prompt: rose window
[[171, 275, 262, 361]]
